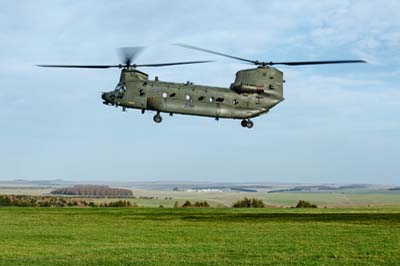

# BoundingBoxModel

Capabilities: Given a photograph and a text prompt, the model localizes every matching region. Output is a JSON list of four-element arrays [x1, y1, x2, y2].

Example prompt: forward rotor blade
[[136, 60, 213, 67], [37, 61, 213, 69], [37, 64, 120, 69], [119, 46, 145, 65], [270, 60, 367, 66], [175, 43, 256, 64]]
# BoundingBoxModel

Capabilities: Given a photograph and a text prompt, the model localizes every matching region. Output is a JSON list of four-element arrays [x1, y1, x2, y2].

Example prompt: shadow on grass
[[178, 213, 400, 223], [2, 208, 400, 224]]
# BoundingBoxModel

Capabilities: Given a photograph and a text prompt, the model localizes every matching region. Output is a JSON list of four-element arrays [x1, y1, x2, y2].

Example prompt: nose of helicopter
[[101, 92, 113, 105]]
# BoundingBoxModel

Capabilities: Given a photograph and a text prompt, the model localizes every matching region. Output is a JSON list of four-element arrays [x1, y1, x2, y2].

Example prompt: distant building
[[186, 188, 223, 193]]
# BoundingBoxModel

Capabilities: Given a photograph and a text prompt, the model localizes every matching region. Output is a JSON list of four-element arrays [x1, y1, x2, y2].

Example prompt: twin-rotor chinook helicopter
[[38, 45, 366, 128]]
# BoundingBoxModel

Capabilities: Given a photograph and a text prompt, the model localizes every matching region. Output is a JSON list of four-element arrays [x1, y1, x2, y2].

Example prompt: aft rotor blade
[[175, 43, 256, 64], [136, 60, 214, 67], [37, 64, 120, 69], [270, 60, 367, 66]]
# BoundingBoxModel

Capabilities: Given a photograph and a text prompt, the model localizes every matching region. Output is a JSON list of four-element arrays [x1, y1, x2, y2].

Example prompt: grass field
[[0, 207, 399, 265]]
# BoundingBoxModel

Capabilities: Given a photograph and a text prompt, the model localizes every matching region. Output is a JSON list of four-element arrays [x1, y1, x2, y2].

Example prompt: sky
[[0, 0, 399, 184]]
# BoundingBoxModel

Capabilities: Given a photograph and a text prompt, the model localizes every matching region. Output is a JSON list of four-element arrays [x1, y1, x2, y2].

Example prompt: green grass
[[0, 207, 399, 265]]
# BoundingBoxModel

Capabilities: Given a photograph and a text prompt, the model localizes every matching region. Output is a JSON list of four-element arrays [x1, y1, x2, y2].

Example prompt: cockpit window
[[115, 83, 126, 92], [114, 83, 126, 99]]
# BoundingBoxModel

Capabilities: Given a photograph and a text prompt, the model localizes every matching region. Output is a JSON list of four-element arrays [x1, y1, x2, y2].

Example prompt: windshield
[[114, 83, 126, 92], [114, 83, 126, 99]]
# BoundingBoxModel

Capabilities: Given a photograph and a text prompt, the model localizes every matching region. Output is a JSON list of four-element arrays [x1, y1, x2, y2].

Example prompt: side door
[[133, 81, 148, 109]]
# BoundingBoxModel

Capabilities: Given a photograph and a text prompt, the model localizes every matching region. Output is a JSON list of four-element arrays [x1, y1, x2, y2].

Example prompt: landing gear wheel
[[241, 119, 254, 128], [153, 113, 162, 123]]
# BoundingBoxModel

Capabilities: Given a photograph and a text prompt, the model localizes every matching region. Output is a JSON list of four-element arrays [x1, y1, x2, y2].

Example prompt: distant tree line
[[268, 184, 368, 193], [232, 197, 265, 208], [100, 200, 137, 207], [174, 200, 210, 208], [295, 200, 317, 208], [0, 195, 318, 209], [51, 185, 133, 197], [0, 195, 137, 208], [230, 187, 257, 193]]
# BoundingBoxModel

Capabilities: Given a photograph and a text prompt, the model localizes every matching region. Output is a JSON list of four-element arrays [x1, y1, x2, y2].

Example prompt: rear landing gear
[[241, 119, 254, 129], [153, 112, 162, 123]]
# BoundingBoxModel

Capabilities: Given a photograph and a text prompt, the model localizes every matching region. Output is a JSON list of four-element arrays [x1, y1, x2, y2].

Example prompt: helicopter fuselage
[[101, 68, 284, 127]]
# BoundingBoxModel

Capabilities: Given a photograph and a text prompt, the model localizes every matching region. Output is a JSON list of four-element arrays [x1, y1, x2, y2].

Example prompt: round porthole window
[[186, 94, 191, 101], [162, 92, 168, 98], [209, 97, 214, 103]]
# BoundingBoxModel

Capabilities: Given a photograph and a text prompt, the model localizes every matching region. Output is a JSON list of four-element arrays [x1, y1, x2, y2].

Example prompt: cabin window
[[216, 97, 224, 103], [232, 99, 239, 105], [186, 94, 191, 101], [170, 93, 176, 97], [198, 96, 205, 101], [162, 92, 168, 98], [269, 85, 274, 90], [139, 89, 145, 96], [209, 97, 214, 103]]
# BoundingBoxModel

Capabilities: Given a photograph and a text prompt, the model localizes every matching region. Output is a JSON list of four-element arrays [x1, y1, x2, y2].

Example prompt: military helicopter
[[38, 45, 366, 128]]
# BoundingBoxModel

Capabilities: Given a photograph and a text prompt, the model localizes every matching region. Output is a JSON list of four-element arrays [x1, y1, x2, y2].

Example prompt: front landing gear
[[241, 119, 254, 129], [153, 112, 162, 123]]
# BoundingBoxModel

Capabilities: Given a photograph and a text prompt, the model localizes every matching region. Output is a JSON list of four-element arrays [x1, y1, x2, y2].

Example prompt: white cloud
[[0, 0, 399, 183]]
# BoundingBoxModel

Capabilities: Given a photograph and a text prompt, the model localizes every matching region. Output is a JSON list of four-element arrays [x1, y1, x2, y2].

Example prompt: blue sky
[[0, 0, 399, 184]]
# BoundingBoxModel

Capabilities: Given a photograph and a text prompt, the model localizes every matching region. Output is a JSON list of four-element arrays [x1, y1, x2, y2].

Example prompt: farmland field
[[0, 207, 399, 265], [1, 186, 400, 208]]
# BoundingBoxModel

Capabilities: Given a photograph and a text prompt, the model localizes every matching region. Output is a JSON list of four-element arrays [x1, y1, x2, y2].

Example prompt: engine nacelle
[[230, 67, 284, 97]]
